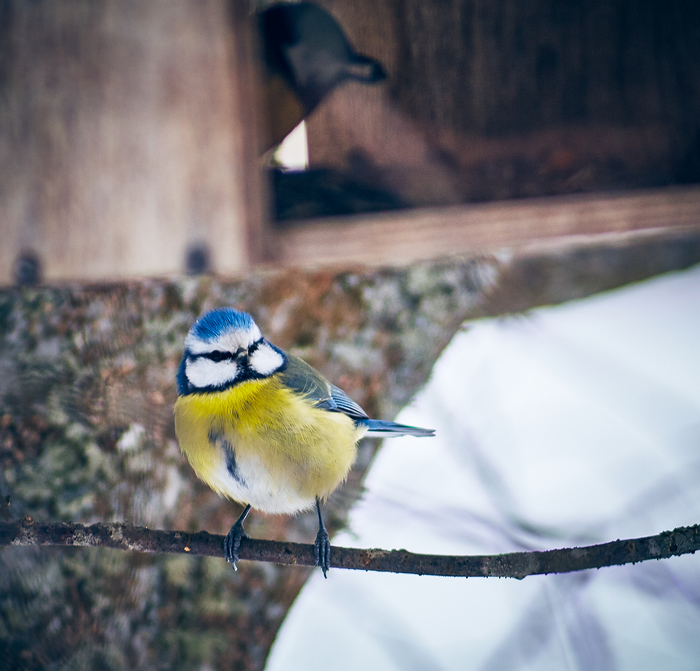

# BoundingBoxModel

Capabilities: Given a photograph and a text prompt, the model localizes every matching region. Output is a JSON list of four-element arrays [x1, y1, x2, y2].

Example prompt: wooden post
[[0, 0, 265, 284]]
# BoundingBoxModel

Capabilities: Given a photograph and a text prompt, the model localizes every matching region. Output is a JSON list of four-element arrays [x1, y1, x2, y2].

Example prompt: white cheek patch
[[186, 357, 239, 389], [249, 343, 284, 376]]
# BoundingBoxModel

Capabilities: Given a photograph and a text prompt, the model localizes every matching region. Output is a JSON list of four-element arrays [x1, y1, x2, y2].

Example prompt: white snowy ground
[[266, 263, 700, 671]]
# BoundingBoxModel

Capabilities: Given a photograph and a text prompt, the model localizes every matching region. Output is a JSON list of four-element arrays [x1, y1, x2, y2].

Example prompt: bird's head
[[260, 2, 386, 115], [177, 309, 285, 394]]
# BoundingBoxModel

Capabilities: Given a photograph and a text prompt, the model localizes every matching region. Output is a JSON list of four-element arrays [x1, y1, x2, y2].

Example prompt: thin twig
[[1, 517, 698, 578]]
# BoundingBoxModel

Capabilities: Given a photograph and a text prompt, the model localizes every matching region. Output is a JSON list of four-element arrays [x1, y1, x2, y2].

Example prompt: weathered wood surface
[[0, 0, 264, 285], [273, 186, 700, 267], [306, 0, 700, 207]]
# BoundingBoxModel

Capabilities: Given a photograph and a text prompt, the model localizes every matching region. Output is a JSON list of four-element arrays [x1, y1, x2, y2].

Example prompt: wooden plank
[[0, 0, 263, 285], [272, 186, 700, 267]]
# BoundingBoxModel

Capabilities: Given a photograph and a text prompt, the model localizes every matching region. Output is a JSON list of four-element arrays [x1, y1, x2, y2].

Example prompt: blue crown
[[191, 308, 255, 341]]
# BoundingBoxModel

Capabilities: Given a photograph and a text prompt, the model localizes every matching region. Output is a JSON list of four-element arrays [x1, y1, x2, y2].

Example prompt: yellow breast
[[174, 376, 363, 514]]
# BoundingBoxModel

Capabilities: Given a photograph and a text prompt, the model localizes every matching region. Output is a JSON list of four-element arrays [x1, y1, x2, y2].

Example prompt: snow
[[266, 264, 700, 671]]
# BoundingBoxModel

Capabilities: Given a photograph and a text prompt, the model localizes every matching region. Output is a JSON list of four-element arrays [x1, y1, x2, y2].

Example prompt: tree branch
[[1, 517, 698, 578]]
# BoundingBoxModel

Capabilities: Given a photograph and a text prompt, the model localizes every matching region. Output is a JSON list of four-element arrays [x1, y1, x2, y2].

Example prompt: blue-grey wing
[[278, 353, 433, 435], [326, 384, 368, 420], [279, 353, 368, 421]]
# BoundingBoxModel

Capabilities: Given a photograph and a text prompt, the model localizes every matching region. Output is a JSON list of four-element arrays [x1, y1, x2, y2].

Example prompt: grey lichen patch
[[331, 342, 384, 371], [164, 554, 194, 588], [519, 552, 544, 579], [647, 539, 662, 557], [70, 525, 99, 547], [9, 518, 36, 546]]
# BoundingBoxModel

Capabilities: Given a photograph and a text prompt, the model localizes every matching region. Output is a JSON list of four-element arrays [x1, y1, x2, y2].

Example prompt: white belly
[[207, 433, 317, 514]]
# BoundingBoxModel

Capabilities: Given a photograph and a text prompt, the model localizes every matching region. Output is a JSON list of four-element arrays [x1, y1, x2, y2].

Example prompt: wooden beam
[[272, 186, 700, 267]]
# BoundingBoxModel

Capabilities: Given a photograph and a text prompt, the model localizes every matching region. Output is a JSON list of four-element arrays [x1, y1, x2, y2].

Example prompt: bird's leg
[[314, 497, 331, 578], [223, 503, 251, 570]]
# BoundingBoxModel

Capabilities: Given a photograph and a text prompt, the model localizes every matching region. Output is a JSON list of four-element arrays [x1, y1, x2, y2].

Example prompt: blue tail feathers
[[361, 419, 435, 438]]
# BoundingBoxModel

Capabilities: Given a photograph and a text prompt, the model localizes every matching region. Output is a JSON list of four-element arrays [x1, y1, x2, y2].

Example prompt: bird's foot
[[314, 527, 331, 578], [223, 503, 251, 571], [223, 521, 248, 571]]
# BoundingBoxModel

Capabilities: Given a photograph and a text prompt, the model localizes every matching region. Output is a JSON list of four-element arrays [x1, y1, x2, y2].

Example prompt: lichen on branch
[[2, 517, 698, 578]]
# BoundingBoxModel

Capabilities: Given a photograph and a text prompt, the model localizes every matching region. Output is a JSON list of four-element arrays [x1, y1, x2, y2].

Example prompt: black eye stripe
[[194, 350, 233, 362], [189, 339, 264, 363], [248, 338, 264, 354]]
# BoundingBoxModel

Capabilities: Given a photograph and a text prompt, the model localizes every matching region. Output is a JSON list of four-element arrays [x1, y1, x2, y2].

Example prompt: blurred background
[[267, 265, 700, 671], [1, 0, 699, 669]]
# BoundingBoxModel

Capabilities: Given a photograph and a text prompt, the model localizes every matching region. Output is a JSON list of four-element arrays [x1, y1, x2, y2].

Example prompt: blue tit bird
[[174, 308, 434, 576], [258, 2, 386, 150]]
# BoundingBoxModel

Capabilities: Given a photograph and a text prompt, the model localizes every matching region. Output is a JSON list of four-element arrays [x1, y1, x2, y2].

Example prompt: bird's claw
[[223, 522, 248, 571], [314, 527, 331, 578]]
